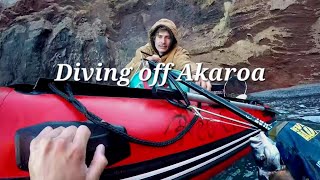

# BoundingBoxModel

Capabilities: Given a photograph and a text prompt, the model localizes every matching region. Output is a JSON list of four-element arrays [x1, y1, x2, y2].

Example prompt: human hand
[[192, 75, 212, 91], [146, 55, 161, 62], [28, 125, 108, 180], [250, 132, 281, 179]]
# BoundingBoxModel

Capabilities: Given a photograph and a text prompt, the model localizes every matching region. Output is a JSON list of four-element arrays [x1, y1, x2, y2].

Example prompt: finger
[[152, 55, 160, 60], [206, 81, 212, 91], [55, 126, 77, 143], [201, 80, 206, 89], [73, 125, 91, 150], [31, 127, 64, 153], [146, 56, 153, 60], [151, 56, 161, 62], [30, 127, 53, 151], [195, 79, 200, 85], [249, 136, 261, 144], [155, 57, 161, 62], [87, 144, 108, 180], [36, 126, 53, 138], [43, 126, 65, 139]]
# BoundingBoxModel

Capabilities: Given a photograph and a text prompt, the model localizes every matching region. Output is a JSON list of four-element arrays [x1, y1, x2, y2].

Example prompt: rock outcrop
[[0, 1, 114, 85], [0, 0, 319, 91]]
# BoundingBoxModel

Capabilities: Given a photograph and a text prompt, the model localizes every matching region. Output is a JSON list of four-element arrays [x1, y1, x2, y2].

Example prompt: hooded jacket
[[125, 19, 197, 79]]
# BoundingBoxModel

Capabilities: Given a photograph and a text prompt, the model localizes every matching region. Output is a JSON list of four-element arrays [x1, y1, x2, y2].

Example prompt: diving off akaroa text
[[54, 63, 266, 86]]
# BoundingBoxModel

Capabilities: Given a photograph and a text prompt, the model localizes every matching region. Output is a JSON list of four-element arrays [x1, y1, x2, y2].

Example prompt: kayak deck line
[[187, 92, 266, 111]]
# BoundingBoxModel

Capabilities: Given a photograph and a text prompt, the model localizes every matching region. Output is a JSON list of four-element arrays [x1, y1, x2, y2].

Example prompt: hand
[[250, 132, 280, 168], [192, 75, 212, 91], [250, 132, 281, 179], [28, 125, 108, 180], [146, 55, 161, 62]]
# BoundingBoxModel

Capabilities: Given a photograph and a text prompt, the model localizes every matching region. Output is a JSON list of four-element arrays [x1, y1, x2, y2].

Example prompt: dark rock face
[[0, 3, 113, 85], [0, 0, 319, 92]]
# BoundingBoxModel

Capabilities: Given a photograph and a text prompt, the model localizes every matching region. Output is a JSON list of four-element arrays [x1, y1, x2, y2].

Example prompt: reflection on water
[[212, 84, 320, 180]]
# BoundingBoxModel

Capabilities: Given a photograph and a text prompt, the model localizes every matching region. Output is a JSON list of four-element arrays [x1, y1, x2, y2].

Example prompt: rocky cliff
[[1, 0, 319, 92]]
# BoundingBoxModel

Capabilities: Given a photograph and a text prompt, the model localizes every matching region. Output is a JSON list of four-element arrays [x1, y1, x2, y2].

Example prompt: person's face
[[155, 30, 171, 55]]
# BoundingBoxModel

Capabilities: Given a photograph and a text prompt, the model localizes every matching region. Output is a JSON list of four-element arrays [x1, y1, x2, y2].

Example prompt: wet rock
[[0, 1, 113, 85], [0, 0, 20, 9]]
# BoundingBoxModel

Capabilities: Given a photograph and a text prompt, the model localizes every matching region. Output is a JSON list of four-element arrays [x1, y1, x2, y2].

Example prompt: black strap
[[147, 60, 272, 131], [146, 58, 190, 109], [49, 83, 199, 147]]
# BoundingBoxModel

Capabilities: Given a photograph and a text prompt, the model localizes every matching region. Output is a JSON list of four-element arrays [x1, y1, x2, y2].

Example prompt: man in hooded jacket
[[125, 18, 211, 90]]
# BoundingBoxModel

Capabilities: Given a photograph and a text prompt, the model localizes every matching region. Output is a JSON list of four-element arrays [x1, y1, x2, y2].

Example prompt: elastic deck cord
[[49, 83, 199, 147]]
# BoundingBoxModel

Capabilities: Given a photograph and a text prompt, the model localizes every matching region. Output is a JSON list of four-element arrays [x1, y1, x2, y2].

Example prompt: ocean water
[[212, 84, 320, 180]]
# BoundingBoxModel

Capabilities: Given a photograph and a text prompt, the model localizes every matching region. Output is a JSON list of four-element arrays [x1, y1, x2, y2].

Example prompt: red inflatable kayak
[[0, 79, 275, 179]]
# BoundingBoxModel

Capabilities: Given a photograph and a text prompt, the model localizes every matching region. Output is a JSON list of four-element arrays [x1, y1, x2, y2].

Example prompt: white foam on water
[[301, 116, 320, 123], [243, 170, 254, 178]]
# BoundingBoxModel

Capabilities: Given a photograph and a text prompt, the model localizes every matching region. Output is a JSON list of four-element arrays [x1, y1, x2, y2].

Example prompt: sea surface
[[212, 83, 320, 180]]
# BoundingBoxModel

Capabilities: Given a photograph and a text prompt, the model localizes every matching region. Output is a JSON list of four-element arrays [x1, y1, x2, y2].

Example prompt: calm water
[[212, 83, 320, 180]]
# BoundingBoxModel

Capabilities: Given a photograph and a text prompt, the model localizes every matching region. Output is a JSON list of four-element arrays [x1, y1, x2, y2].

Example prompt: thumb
[[86, 144, 108, 180], [249, 136, 260, 144], [260, 132, 274, 146]]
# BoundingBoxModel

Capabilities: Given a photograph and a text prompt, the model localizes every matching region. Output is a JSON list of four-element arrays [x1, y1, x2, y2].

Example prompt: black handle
[[15, 121, 130, 171]]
